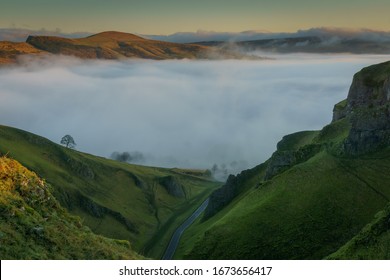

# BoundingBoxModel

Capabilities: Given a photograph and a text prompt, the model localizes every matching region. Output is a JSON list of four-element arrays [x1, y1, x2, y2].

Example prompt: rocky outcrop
[[332, 61, 390, 155], [205, 139, 321, 220], [78, 194, 138, 233], [343, 106, 390, 155], [203, 174, 240, 219], [204, 164, 265, 219], [264, 144, 322, 180], [159, 176, 185, 198]]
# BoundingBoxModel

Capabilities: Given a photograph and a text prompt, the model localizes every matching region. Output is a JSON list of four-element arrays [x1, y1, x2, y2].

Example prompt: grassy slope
[[183, 117, 390, 259], [327, 203, 390, 259], [175, 161, 268, 259], [0, 125, 220, 258], [0, 157, 141, 259]]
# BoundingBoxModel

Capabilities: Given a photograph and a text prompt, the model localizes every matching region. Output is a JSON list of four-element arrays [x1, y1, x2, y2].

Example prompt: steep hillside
[[327, 203, 390, 259], [0, 157, 141, 259], [0, 125, 220, 258], [181, 61, 390, 259]]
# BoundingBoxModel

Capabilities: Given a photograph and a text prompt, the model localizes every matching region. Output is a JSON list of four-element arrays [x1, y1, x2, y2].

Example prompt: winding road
[[162, 198, 209, 260]]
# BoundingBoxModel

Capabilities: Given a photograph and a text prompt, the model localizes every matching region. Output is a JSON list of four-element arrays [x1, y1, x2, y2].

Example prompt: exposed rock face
[[204, 164, 265, 219], [264, 151, 297, 180], [78, 194, 138, 233], [333, 61, 390, 155], [203, 174, 240, 220], [343, 107, 390, 155], [264, 144, 322, 180], [159, 176, 185, 198]]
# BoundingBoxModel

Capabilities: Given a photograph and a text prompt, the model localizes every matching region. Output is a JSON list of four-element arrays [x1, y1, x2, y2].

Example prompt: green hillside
[[0, 157, 141, 259], [328, 203, 390, 259], [180, 61, 390, 259], [0, 125, 220, 258]]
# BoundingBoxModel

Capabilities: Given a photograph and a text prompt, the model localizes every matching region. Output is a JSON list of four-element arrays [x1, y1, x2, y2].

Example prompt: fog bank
[[1, 55, 390, 174]]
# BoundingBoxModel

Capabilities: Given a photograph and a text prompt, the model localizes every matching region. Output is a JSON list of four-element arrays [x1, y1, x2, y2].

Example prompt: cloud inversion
[[1, 54, 390, 174]]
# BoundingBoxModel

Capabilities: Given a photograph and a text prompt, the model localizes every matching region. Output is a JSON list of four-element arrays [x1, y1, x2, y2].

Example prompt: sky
[[1, 54, 390, 177], [1, 0, 390, 35]]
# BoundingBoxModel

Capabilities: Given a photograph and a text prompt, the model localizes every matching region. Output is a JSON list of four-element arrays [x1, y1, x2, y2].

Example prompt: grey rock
[[332, 64, 390, 155], [159, 176, 185, 198], [204, 164, 265, 220], [264, 144, 322, 180]]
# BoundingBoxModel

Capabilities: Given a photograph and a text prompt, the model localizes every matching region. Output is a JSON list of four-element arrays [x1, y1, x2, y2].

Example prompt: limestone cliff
[[333, 61, 390, 155]]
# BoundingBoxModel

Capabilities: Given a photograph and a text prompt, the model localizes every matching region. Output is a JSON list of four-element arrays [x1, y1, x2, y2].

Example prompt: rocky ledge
[[333, 61, 390, 155]]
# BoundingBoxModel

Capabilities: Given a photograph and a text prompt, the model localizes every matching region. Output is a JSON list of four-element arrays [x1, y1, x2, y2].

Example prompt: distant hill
[[0, 156, 141, 259], [0, 31, 254, 65], [195, 36, 390, 54], [25, 31, 210, 60], [147, 28, 390, 54], [176, 61, 390, 260], [0, 125, 220, 258]]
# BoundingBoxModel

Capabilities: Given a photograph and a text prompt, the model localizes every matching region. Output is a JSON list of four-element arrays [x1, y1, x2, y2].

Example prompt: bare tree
[[60, 135, 76, 149]]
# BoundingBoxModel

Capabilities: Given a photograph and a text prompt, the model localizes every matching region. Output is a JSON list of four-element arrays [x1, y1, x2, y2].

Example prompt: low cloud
[[1, 54, 390, 175], [146, 27, 390, 45]]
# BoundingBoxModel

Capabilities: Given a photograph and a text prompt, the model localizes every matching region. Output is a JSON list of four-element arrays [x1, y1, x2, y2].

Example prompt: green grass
[[185, 149, 390, 259], [179, 117, 390, 259], [355, 60, 390, 87], [314, 117, 351, 145], [0, 125, 221, 258], [334, 99, 347, 111], [0, 157, 142, 259], [327, 202, 390, 259], [174, 162, 268, 259], [277, 131, 319, 152]]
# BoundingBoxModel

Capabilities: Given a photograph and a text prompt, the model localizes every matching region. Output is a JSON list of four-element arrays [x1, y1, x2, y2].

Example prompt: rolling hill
[[0, 31, 253, 65], [176, 61, 390, 259], [0, 125, 221, 258], [25, 31, 210, 60]]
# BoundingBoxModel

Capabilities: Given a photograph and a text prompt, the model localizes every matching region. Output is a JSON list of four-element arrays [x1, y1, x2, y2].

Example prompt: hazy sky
[[1, 0, 390, 34]]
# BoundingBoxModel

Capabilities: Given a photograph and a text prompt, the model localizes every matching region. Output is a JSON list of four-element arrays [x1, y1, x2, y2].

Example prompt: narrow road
[[162, 198, 209, 260]]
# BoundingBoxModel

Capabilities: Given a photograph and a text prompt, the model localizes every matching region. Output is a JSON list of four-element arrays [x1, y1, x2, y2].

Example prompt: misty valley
[[2, 52, 390, 260], [2, 55, 390, 175]]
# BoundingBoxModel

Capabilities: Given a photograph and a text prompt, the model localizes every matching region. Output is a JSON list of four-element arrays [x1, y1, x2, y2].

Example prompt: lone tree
[[60, 135, 76, 149]]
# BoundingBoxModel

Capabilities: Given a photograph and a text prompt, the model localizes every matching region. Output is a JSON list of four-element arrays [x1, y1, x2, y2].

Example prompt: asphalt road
[[162, 198, 209, 260]]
